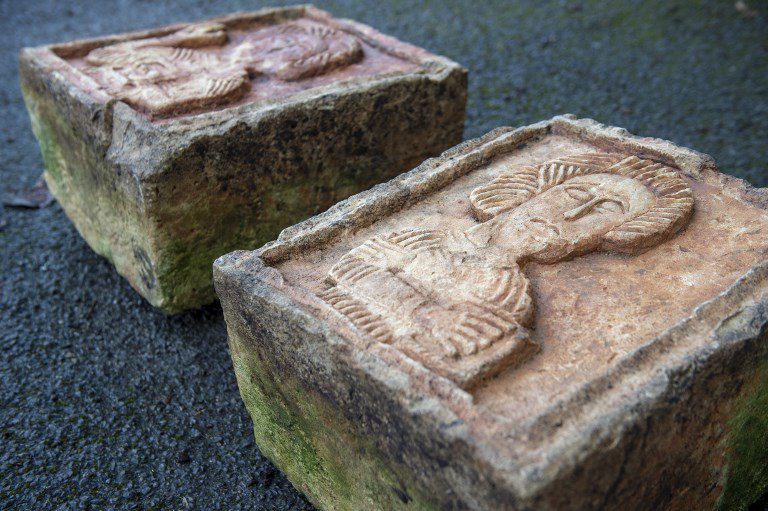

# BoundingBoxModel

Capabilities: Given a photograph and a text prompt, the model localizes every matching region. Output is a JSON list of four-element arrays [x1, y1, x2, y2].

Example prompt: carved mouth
[[528, 217, 561, 237]]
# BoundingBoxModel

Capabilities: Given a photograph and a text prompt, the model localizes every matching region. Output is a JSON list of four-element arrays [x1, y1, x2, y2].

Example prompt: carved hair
[[469, 153, 694, 253]]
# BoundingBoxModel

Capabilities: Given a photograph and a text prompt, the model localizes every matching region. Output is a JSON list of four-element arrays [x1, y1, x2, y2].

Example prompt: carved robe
[[321, 228, 537, 387], [84, 25, 247, 116]]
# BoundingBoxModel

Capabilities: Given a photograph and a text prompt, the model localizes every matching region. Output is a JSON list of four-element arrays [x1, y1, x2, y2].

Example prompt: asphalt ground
[[1, 1, 767, 509]]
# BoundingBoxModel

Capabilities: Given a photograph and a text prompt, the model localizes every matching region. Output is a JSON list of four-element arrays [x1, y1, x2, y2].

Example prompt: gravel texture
[[1, 1, 766, 510]]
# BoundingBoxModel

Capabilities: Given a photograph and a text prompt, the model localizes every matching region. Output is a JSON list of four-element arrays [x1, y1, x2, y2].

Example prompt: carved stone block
[[20, 5, 466, 312], [215, 116, 768, 510]]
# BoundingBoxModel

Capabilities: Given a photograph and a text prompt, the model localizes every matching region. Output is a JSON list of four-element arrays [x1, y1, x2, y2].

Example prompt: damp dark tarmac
[[1, 1, 767, 509]]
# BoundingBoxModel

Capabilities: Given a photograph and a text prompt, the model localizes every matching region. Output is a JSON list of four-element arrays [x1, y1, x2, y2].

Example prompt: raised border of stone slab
[[19, 4, 467, 312], [214, 115, 768, 510]]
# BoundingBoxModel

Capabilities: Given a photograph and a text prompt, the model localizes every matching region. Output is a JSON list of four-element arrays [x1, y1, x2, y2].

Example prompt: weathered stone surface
[[20, 5, 466, 312], [214, 116, 768, 510]]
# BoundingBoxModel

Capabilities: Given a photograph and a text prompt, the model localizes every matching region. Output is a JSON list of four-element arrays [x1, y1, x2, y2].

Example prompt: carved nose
[[563, 198, 599, 221]]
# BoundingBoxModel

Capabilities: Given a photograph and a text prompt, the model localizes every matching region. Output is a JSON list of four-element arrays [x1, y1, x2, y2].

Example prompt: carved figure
[[321, 153, 694, 388], [83, 20, 363, 116]]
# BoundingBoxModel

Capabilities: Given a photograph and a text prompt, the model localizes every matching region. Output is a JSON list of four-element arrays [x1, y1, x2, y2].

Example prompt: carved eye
[[564, 186, 593, 202], [529, 217, 561, 236], [594, 199, 624, 214]]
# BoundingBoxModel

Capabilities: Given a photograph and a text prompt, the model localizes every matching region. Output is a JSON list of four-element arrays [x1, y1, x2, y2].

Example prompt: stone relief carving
[[320, 153, 695, 388], [82, 19, 363, 116]]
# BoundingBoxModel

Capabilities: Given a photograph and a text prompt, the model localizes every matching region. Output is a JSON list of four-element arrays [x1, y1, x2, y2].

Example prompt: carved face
[[487, 174, 655, 261]]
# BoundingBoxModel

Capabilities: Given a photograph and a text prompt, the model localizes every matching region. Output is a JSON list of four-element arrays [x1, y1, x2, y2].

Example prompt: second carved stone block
[[20, 5, 466, 311]]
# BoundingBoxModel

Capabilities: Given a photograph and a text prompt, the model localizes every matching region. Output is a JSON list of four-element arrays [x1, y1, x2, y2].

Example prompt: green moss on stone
[[26, 101, 65, 188], [718, 357, 768, 511], [155, 163, 387, 312], [230, 342, 437, 510], [21, 83, 158, 302], [22, 84, 115, 260], [21, 83, 72, 212]]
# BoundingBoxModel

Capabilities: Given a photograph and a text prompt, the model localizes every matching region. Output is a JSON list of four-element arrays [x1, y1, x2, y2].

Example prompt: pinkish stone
[[215, 116, 768, 510]]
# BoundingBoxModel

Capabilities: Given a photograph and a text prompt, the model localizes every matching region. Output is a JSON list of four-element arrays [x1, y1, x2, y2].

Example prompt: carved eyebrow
[[594, 197, 626, 214], [601, 193, 629, 211], [564, 185, 630, 213]]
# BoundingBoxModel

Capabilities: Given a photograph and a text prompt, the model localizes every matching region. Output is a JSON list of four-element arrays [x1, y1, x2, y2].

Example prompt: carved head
[[231, 20, 363, 81], [469, 153, 694, 262]]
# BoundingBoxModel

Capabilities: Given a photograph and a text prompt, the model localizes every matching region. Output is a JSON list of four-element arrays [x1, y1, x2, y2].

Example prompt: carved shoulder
[[443, 268, 533, 357], [327, 228, 448, 285], [487, 267, 533, 324], [385, 228, 448, 252], [318, 286, 393, 344]]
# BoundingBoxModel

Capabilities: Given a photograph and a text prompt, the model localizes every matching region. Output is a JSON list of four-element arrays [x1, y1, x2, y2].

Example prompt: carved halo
[[469, 153, 694, 253]]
